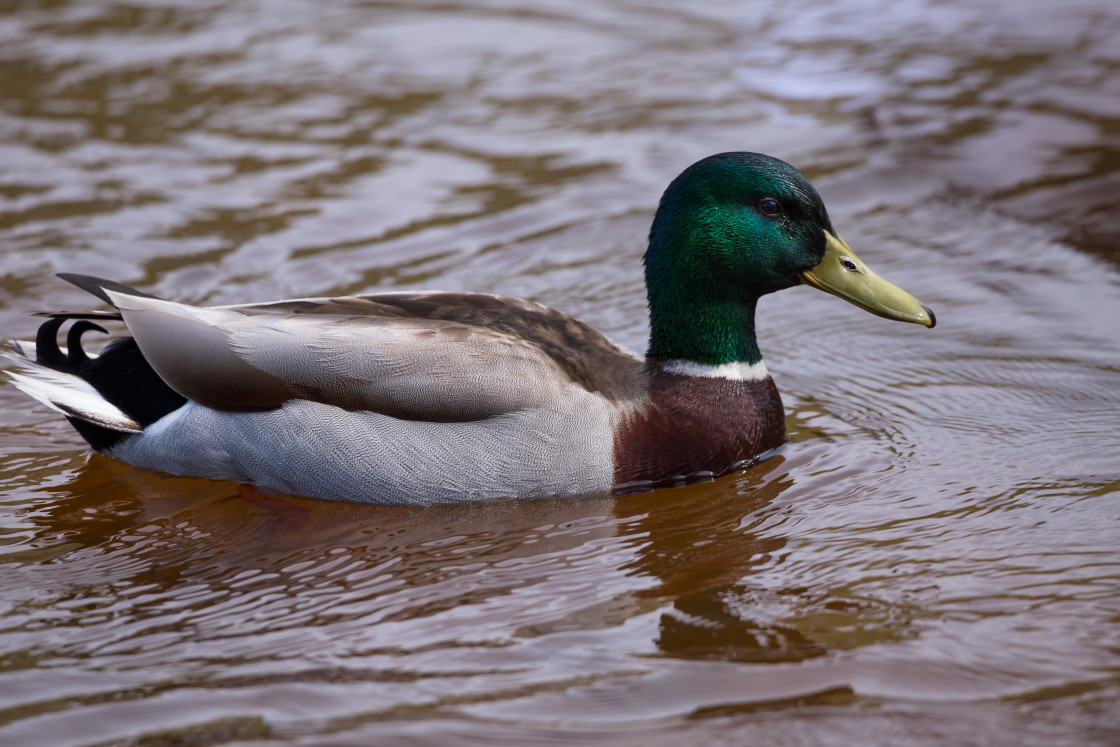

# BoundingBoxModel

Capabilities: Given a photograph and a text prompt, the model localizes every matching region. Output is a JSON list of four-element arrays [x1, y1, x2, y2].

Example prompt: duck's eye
[[758, 198, 782, 216]]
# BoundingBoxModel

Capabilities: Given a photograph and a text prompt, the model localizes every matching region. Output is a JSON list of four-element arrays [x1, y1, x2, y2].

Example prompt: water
[[1, 1, 1119, 744]]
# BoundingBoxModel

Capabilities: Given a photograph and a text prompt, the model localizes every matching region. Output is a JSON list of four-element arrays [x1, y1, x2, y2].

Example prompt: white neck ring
[[658, 359, 770, 382]]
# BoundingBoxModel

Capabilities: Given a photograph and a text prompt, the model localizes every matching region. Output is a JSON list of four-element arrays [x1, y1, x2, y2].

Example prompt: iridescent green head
[[644, 152, 934, 366]]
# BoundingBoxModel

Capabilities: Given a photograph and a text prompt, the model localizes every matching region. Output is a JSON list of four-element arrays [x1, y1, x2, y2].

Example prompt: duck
[[4, 152, 934, 504]]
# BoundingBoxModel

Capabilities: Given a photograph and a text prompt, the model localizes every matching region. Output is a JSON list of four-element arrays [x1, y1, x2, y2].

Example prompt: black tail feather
[[34, 317, 68, 368], [31, 310, 122, 320], [32, 315, 187, 452], [66, 321, 108, 366], [56, 273, 158, 306]]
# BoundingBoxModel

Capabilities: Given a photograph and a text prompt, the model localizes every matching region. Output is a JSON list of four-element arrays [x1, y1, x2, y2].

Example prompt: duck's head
[[644, 152, 934, 366]]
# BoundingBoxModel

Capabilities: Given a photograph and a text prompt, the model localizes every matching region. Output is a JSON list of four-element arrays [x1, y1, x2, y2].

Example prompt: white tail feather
[[5, 360, 141, 433], [8, 340, 35, 360]]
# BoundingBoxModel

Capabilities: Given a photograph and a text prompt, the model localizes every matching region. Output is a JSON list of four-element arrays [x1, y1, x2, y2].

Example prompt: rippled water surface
[[2, 1, 1119, 744]]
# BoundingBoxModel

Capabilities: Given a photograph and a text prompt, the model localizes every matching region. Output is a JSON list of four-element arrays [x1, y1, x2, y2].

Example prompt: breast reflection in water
[[622, 470, 824, 665]]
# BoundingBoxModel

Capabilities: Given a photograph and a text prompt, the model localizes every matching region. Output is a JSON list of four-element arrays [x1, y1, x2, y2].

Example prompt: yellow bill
[[801, 233, 936, 328]]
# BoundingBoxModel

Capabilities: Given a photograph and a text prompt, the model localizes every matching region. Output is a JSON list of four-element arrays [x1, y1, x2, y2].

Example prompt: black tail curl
[[32, 313, 186, 452], [34, 315, 111, 369]]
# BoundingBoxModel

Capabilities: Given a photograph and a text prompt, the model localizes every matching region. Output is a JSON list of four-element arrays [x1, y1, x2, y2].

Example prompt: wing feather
[[105, 290, 639, 421]]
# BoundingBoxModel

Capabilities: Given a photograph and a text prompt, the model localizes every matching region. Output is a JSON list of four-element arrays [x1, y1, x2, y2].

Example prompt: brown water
[[1, 1, 1119, 744]]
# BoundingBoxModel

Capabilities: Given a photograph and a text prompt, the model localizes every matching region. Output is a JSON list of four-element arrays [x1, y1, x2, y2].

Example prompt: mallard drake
[[5, 152, 934, 504]]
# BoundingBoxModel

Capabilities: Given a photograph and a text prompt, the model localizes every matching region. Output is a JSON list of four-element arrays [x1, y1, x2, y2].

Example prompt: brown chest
[[611, 370, 785, 494]]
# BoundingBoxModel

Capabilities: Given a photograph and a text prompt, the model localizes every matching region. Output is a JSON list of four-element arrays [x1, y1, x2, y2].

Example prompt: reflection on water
[[1, 0, 1119, 744]]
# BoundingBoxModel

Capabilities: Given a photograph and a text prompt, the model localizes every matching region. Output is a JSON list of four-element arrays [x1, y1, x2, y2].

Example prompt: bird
[[4, 152, 935, 504]]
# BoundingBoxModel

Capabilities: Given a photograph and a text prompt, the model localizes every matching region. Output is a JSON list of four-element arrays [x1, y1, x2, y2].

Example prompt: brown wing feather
[[109, 290, 643, 420], [225, 291, 645, 401]]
